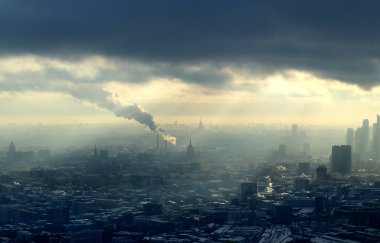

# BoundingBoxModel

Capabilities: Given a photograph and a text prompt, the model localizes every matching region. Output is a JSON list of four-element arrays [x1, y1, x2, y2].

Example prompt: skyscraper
[[363, 119, 370, 157], [346, 128, 354, 148], [7, 141, 16, 160], [355, 119, 370, 161], [373, 115, 380, 161], [187, 137, 194, 159], [198, 118, 204, 131], [316, 165, 327, 182], [240, 181, 257, 201], [331, 145, 352, 175]]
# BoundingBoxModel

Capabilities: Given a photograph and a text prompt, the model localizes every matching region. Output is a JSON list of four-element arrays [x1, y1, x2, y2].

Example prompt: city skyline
[[3, 2, 380, 242]]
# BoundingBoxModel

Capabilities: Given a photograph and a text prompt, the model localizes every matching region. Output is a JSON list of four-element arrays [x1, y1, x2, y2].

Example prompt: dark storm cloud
[[97, 63, 229, 87], [1, 0, 380, 87]]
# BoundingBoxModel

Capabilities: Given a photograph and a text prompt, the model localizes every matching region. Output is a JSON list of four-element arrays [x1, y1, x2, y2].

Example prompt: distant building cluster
[[347, 115, 380, 163], [6, 141, 33, 162], [0, 120, 380, 241]]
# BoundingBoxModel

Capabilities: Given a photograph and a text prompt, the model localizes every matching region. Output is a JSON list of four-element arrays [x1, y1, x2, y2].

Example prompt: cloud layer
[[1, 1, 380, 87]]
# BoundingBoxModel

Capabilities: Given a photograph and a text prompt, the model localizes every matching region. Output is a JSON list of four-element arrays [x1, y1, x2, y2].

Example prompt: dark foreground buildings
[[331, 145, 352, 175]]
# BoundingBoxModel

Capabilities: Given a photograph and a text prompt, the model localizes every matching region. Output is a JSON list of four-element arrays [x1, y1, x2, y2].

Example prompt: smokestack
[[156, 133, 159, 150]]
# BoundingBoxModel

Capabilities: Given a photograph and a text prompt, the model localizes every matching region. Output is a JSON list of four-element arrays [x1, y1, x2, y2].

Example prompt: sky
[[1, 0, 380, 127]]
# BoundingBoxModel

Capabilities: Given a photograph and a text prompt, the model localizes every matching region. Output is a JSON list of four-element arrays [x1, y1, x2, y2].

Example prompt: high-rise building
[[7, 141, 16, 159], [373, 115, 380, 161], [346, 128, 354, 148], [316, 165, 327, 182], [6, 141, 33, 162], [354, 128, 360, 153], [187, 137, 194, 159], [331, 145, 352, 175], [240, 181, 257, 201], [355, 119, 370, 161], [363, 119, 370, 158], [300, 143, 311, 161], [99, 150, 109, 161], [198, 118, 204, 131]]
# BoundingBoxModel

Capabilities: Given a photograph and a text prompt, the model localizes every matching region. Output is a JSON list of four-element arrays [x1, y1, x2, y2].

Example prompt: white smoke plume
[[0, 55, 177, 144], [69, 86, 177, 145], [114, 104, 177, 145]]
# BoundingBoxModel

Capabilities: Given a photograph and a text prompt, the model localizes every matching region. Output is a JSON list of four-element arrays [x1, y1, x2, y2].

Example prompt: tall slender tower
[[346, 128, 354, 148], [355, 119, 370, 161], [7, 141, 16, 160], [198, 118, 204, 131], [373, 115, 380, 161], [187, 137, 194, 159]]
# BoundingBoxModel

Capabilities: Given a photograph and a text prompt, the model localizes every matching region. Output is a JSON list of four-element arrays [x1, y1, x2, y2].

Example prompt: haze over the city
[[4, 2, 380, 242], [0, 1, 379, 128]]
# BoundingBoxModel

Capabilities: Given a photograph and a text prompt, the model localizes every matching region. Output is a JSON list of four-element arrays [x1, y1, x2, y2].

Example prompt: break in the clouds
[[1, 1, 380, 87], [0, 55, 178, 143], [2, 1, 380, 126]]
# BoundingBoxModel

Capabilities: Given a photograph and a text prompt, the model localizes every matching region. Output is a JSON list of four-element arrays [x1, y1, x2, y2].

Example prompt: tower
[[373, 115, 380, 161], [7, 141, 16, 160], [331, 145, 352, 175], [362, 119, 370, 159], [187, 137, 194, 159], [346, 128, 354, 148], [355, 119, 369, 161], [316, 165, 327, 182], [198, 118, 204, 131], [240, 181, 257, 202]]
